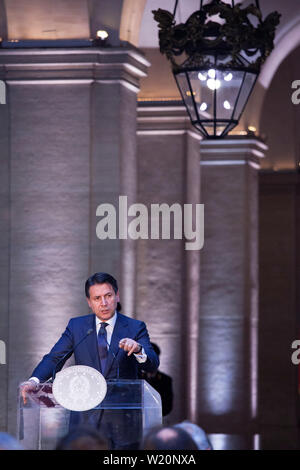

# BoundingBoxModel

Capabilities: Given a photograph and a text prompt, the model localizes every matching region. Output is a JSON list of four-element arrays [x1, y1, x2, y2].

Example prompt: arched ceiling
[[1, 0, 298, 47], [0, 0, 299, 169], [0, 0, 298, 75], [138, 0, 300, 49], [259, 45, 300, 170], [138, 0, 300, 90]]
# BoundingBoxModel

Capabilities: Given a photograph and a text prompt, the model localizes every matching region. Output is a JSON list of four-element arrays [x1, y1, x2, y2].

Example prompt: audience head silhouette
[[56, 426, 108, 450], [174, 421, 213, 450], [143, 425, 198, 450]]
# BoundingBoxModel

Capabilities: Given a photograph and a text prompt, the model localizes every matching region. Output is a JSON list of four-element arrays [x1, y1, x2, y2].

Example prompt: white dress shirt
[[96, 311, 147, 363]]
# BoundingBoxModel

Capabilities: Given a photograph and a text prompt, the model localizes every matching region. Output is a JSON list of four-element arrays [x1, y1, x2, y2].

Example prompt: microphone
[[98, 328, 120, 380], [52, 328, 93, 380]]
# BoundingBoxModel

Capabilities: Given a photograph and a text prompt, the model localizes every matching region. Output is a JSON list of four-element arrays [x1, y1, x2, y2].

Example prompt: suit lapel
[[104, 313, 128, 377]]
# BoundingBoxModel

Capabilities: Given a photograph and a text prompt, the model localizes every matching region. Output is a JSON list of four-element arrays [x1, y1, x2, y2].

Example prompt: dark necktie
[[98, 322, 109, 374]]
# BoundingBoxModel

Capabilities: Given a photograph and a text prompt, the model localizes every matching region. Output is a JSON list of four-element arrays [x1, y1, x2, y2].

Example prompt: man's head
[[85, 272, 120, 321], [174, 421, 213, 450], [142, 425, 198, 450]]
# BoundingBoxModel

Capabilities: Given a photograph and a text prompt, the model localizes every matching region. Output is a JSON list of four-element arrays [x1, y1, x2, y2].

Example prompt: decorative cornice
[[200, 137, 268, 168], [0, 47, 150, 87], [137, 103, 201, 136]]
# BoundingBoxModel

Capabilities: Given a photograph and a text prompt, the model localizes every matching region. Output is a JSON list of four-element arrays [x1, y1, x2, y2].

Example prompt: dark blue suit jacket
[[31, 312, 159, 382]]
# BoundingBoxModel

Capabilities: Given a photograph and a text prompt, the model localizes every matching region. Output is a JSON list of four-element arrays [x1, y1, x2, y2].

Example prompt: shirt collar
[[95, 310, 117, 329]]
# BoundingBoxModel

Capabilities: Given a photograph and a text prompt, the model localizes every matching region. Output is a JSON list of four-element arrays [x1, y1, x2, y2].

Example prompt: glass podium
[[17, 379, 162, 450]]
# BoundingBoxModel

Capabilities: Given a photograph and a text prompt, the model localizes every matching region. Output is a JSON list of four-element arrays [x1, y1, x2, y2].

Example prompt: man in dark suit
[[21, 272, 158, 388], [20, 272, 159, 448]]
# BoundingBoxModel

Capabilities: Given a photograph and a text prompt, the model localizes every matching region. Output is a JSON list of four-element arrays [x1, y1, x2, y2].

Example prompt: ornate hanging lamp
[[153, 0, 280, 138]]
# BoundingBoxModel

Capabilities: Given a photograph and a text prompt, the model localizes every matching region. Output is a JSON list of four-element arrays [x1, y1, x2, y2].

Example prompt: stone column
[[88, 49, 149, 314], [0, 45, 148, 433], [137, 104, 201, 423], [199, 137, 267, 450]]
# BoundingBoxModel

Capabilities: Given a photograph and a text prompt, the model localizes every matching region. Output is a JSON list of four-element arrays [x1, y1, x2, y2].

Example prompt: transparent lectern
[[18, 379, 162, 450]]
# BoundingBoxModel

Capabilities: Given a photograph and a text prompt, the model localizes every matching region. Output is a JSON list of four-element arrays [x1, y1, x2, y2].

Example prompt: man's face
[[86, 282, 119, 321]]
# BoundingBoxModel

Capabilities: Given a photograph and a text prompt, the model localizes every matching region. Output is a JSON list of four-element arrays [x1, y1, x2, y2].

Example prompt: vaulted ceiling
[[0, 0, 299, 169]]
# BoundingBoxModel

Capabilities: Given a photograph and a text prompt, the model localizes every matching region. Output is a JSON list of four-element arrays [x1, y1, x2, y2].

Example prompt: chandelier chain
[[173, 0, 179, 18]]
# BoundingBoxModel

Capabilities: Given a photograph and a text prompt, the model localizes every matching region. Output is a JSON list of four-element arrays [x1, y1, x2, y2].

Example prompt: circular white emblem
[[52, 365, 107, 411]]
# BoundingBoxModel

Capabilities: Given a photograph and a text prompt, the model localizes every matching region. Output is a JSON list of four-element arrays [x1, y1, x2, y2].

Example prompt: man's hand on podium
[[119, 338, 142, 356], [20, 380, 38, 405]]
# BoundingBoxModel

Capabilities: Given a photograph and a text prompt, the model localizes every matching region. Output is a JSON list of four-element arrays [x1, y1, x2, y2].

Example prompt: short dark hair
[[85, 272, 118, 298]]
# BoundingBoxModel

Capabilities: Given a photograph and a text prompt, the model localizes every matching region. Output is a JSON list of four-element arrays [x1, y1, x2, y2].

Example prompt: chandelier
[[153, 0, 280, 138]]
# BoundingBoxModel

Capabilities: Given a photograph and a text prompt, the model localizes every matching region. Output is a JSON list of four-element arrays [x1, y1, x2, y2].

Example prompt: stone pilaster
[[199, 137, 267, 449], [137, 104, 201, 423]]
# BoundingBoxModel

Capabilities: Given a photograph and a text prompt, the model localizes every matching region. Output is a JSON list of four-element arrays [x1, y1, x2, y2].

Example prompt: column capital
[[200, 137, 268, 169], [137, 103, 203, 140], [0, 45, 150, 92]]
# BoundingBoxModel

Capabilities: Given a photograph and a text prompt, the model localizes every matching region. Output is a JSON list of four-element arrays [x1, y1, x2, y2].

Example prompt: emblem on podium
[[52, 365, 107, 411]]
